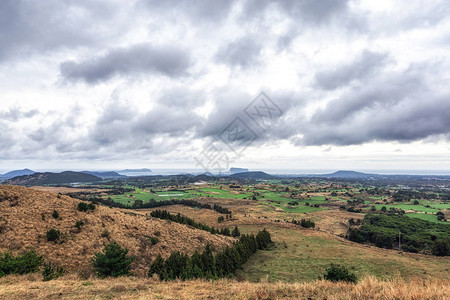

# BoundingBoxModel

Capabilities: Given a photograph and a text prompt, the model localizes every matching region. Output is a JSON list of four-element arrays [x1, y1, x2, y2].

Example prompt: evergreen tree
[[91, 242, 134, 277], [231, 226, 240, 237]]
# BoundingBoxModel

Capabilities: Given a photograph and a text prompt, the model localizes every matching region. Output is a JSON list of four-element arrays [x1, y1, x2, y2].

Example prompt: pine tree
[[231, 226, 240, 237], [91, 242, 134, 277]]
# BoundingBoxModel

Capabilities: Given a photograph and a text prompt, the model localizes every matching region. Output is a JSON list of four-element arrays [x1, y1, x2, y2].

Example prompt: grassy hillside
[[0, 186, 234, 277]]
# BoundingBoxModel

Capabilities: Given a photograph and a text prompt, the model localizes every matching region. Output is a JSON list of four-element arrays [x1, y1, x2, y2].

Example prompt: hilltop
[[0, 169, 35, 180], [3, 171, 102, 186], [0, 185, 234, 277], [229, 171, 274, 179]]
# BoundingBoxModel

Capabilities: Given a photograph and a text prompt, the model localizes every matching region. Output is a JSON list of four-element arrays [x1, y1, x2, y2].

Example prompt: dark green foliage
[[0, 249, 43, 277], [150, 210, 237, 237], [52, 210, 59, 219], [431, 239, 450, 256], [75, 220, 84, 231], [76, 196, 231, 214], [217, 216, 224, 223], [231, 226, 240, 237], [77, 202, 95, 212], [291, 218, 316, 228], [46, 228, 61, 242], [42, 262, 64, 281], [348, 214, 450, 255], [323, 264, 357, 283], [91, 242, 134, 277], [149, 229, 271, 281], [150, 237, 158, 245]]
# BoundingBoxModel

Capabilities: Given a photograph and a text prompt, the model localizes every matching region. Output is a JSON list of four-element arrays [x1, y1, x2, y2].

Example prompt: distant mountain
[[82, 171, 125, 179], [0, 169, 35, 179], [118, 168, 152, 173], [117, 168, 152, 176], [229, 171, 273, 179], [320, 170, 382, 179], [3, 171, 102, 186], [229, 167, 249, 174]]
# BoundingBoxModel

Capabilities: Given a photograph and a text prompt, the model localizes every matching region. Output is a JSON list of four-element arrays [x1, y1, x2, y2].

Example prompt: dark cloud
[[315, 51, 389, 90], [140, 0, 236, 22], [215, 38, 262, 68], [0, 0, 115, 62], [243, 0, 349, 24], [60, 44, 192, 83], [293, 63, 450, 146]]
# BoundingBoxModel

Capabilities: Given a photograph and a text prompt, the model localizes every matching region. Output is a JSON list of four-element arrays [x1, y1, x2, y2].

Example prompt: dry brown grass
[[0, 274, 448, 299], [0, 185, 234, 277]]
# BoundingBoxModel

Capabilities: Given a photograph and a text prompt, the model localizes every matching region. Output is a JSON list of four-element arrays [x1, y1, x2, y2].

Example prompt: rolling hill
[[0, 185, 234, 277], [319, 170, 382, 179], [3, 171, 102, 186], [0, 168, 35, 180], [229, 171, 274, 179], [81, 171, 126, 179]]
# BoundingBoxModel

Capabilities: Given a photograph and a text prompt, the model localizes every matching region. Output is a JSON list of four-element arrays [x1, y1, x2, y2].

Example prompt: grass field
[[406, 212, 449, 224], [236, 224, 450, 283], [374, 204, 440, 213]]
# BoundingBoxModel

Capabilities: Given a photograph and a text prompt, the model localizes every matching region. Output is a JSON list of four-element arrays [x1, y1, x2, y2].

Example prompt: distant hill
[[0, 168, 35, 180], [3, 171, 102, 186], [229, 167, 249, 174], [229, 171, 273, 179], [117, 168, 152, 176], [82, 171, 126, 179], [0, 185, 233, 276], [319, 170, 382, 179]]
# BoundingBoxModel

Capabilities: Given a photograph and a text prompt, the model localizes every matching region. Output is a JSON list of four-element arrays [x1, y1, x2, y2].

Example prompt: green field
[[406, 213, 449, 224], [374, 204, 440, 213], [236, 225, 450, 283]]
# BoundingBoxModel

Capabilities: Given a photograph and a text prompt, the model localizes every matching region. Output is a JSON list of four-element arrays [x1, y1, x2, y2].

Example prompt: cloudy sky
[[1, 0, 450, 174]]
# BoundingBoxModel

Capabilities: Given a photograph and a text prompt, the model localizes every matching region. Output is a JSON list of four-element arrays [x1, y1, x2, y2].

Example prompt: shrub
[[150, 237, 158, 245], [75, 220, 85, 231], [78, 202, 96, 212], [431, 239, 450, 256], [42, 262, 64, 281], [46, 228, 61, 242], [323, 264, 357, 283], [217, 216, 224, 223], [52, 210, 59, 219], [0, 249, 43, 277], [101, 229, 110, 238], [91, 242, 134, 277]]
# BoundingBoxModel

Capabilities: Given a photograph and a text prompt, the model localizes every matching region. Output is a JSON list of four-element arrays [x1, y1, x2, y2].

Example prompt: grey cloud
[[60, 44, 192, 83], [315, 51, 389, 90], [139, 0, 236, 22], [0, 0, 115, 63], [292, 63, 450, 146], [0, 107, 39, 121], [243, 0, 349, 24], [215, 38, 262, 68]]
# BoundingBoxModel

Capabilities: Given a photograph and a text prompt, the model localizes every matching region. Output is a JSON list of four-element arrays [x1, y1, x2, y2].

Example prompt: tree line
[[150, 210, 237, 236], [148, 229, 272, 280]]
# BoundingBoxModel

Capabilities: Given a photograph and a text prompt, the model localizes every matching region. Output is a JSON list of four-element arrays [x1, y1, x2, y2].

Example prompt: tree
[[148, 254, 165, 279], [231, 226, 240, 237], [323, 264, 357, 283], [431, 239, 450, 256], [91, 242, 134, 277]]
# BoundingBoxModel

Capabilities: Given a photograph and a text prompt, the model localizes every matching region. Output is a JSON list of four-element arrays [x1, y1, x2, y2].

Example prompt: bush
[[0, 249, 43, 277], [42, 262, 64, 281], [323, 264, 357, 283], [52, 210, 59, 219], [46, 228, 61, 242], [150, 237, 158, 245], [431, 239, 450, 256], [78, 202, 96, 212], [75, 220, 85, 231], [101, 229, 110, 238], [91, 242, 134, 277]]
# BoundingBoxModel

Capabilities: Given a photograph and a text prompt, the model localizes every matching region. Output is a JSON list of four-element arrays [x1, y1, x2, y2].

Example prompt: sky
[[1, 0, 450, 174]]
